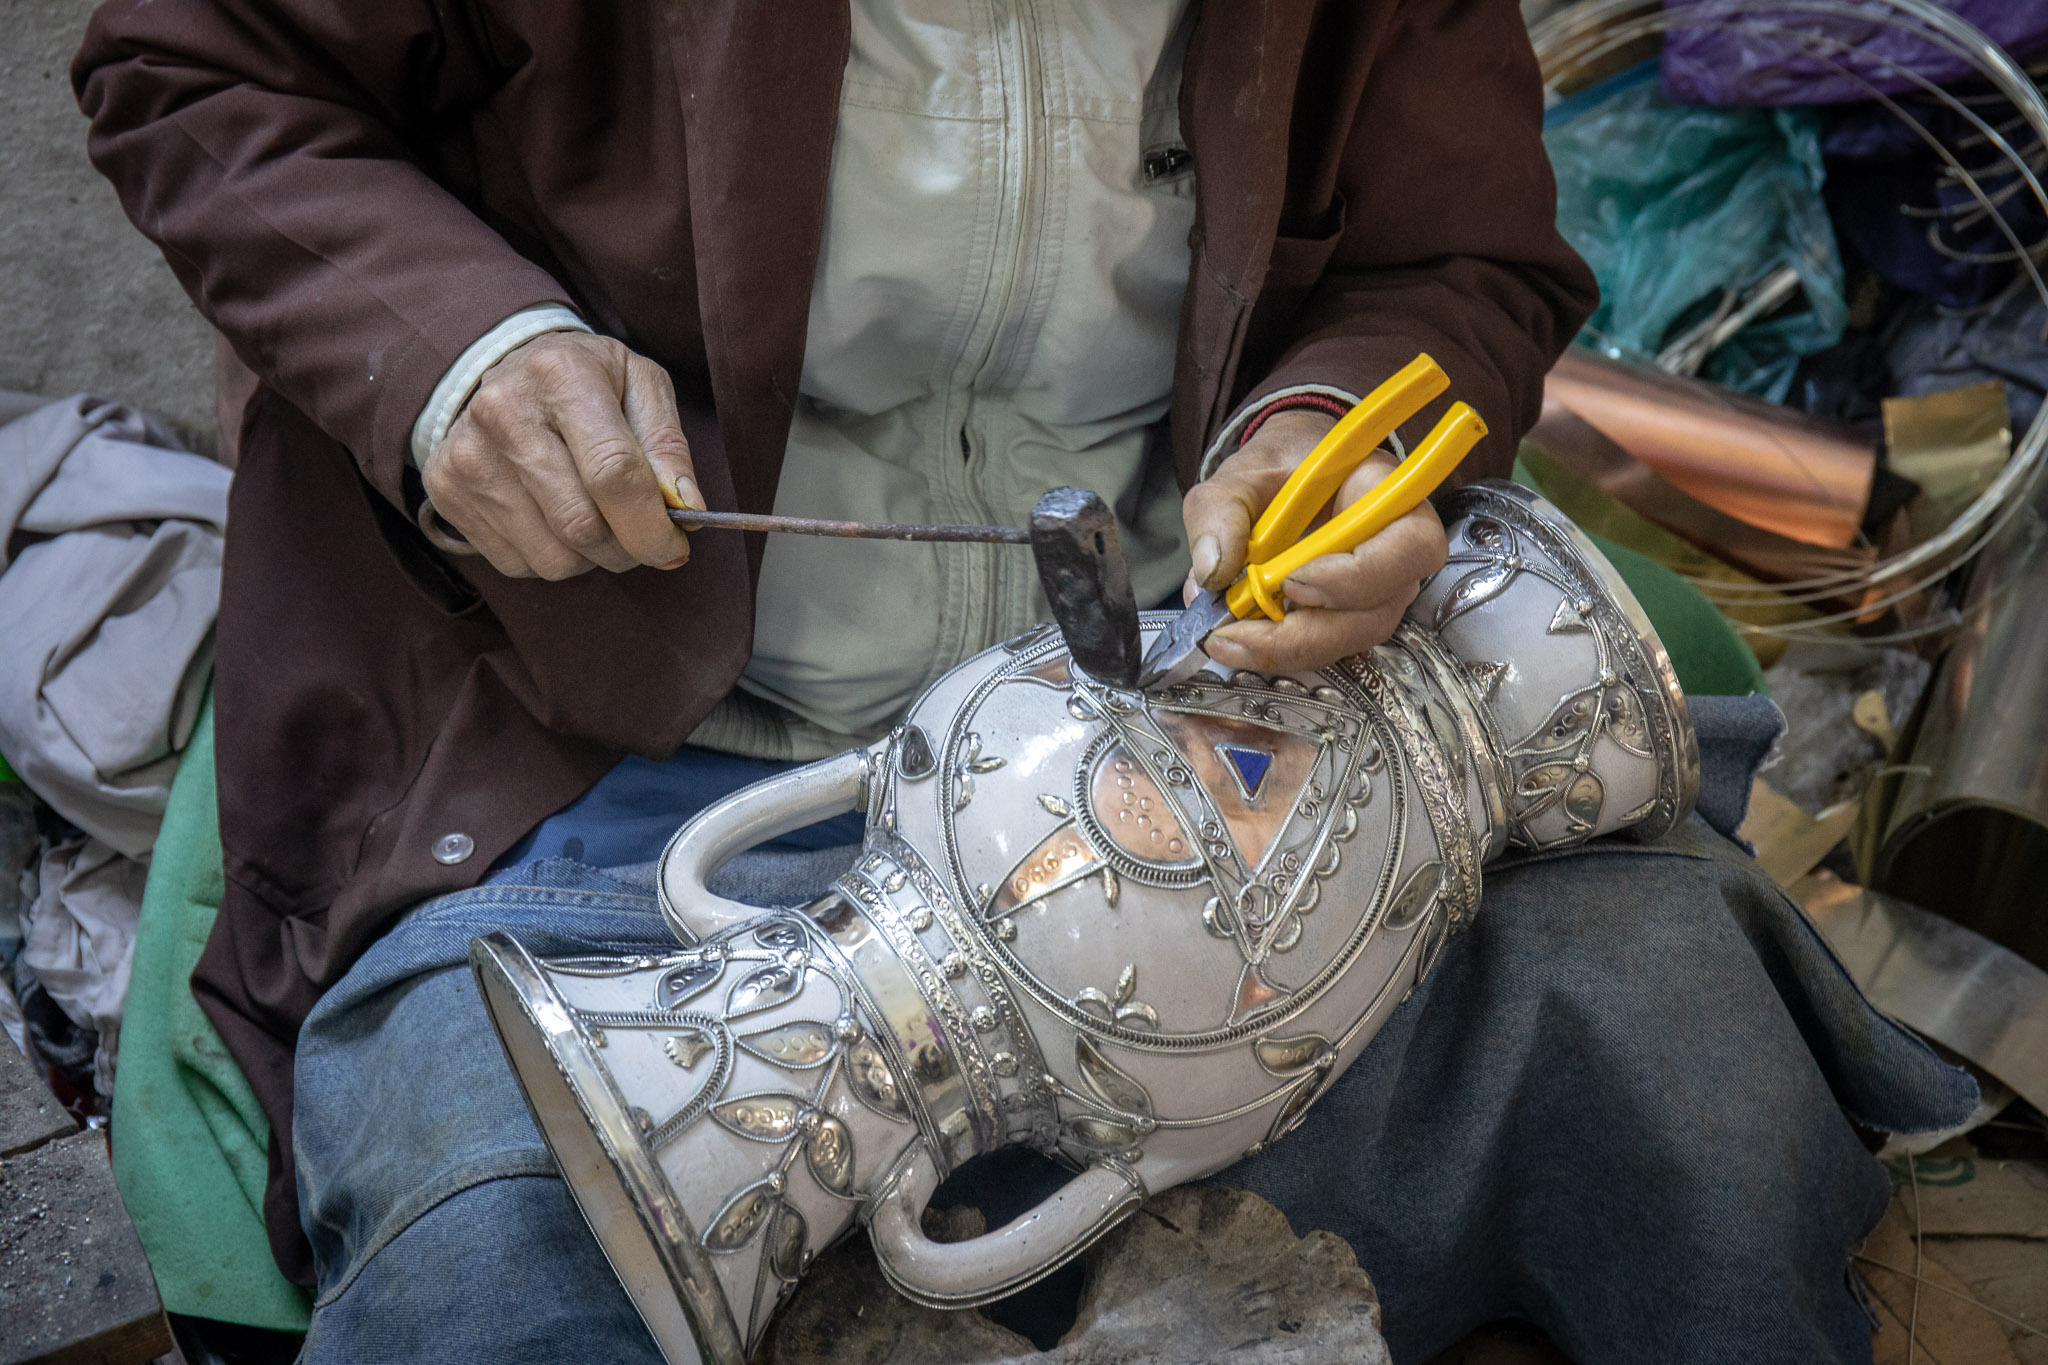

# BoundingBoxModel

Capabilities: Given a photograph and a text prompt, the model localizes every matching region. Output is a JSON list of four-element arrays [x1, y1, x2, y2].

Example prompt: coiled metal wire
[[1530, 0, 2048, 642]]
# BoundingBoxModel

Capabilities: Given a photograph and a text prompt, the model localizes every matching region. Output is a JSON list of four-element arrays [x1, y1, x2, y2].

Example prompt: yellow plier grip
[[1241, 353, 1451, 567], [1226, 399, 1488, 622]]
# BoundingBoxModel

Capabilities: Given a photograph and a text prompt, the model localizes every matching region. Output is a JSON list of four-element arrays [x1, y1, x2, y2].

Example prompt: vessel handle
[[656, 747, 874, 943], [867, 1142, 1145, 1309]]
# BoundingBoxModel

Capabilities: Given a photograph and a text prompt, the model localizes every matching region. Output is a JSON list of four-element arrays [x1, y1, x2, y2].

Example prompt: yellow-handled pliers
[[1133, 353, 1487, 690]]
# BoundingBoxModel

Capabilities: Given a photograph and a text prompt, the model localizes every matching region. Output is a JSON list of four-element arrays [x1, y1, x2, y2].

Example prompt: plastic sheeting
[[1660, 0, 2048, 108], [1823, 98, 2048, 310], [1546, 70, 1848, 400]]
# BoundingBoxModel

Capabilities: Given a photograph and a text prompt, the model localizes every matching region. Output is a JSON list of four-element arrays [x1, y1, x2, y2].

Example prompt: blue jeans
[[292, 700, 1977, 1364]]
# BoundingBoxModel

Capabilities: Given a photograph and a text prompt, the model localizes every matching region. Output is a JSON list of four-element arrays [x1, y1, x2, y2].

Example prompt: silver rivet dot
[[432, 832, 474, 865], [942, 954, 969, 979], [992, 1052, 1019, 1077], [994, 918, 1018, 942], [971, 1006, 998, 1033], [908, 907, 934, 932]]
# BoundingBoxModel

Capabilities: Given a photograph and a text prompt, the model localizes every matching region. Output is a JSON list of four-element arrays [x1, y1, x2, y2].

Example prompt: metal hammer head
[[1030, 487, 1143, 690]]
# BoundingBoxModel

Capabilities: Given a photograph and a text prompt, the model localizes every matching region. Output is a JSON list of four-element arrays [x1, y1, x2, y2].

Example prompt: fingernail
[[673, 476, 706, 512], [661, 552, 689, 570], [1191, 535, 1221, 589], [1206, 625, 1256, 661], [1283, 579, 1327, 608]]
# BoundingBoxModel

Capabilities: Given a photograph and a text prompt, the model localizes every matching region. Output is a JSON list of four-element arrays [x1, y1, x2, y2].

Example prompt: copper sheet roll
[[1544, 348, 1877, 548]]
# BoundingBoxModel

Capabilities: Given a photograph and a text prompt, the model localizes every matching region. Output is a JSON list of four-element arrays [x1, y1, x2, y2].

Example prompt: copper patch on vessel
[[1151, 713, 1320, 872], [990, 823, 1102, 916], [1090, 744, 1191, 864]]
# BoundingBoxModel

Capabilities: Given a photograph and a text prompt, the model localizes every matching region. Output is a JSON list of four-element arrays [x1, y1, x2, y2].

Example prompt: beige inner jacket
[[418, 0, 1200, 758]]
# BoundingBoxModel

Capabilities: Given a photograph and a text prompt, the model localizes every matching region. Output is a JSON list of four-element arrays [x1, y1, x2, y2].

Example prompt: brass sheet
[[1514, 442, 1817, 663], [1796, 871, 2048, 1118], [1875, 505, 2048, 969], [1544, 347, 1877, 548], [1737, 780, 1861, 890], [1882, 381, 2013, 546]]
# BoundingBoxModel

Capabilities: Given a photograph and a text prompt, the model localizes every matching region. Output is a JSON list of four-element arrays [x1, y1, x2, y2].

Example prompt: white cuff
[[408, 306, 592, 466], [1198, 383, 1398, 482]]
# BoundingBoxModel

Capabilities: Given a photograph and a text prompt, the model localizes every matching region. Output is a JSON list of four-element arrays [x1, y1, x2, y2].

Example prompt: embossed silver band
[[470, 932, 748, 1365], [1445, 483, 1701, 840]]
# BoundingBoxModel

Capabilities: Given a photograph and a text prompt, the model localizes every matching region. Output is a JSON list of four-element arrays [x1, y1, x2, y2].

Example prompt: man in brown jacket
[[75, 1, 1974, 1361]]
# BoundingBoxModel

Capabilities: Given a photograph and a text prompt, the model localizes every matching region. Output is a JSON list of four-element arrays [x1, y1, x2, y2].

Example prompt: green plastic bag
[[1545, 67, 1847, 402]]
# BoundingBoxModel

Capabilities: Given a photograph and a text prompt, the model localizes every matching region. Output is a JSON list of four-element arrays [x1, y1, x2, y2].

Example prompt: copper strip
[[1544, 348, 1878, 548], [1523, 410, 1872, 585]]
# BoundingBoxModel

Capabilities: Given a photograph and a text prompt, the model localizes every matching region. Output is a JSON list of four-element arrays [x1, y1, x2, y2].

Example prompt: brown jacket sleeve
[[73, 0, 579, 502], [1242, 0, 1598, 479]]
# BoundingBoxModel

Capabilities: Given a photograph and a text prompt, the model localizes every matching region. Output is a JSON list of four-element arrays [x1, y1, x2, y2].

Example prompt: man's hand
[[422, 331, 704, 580], [1180, 409, 1449, 674]]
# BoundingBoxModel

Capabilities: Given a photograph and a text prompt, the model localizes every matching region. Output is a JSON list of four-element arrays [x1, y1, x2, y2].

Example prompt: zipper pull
[[1142, 145, 1193, 184]]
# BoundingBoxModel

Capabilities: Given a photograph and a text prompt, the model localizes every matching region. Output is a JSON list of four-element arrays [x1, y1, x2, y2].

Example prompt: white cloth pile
[[0, 390, 228, 1096]]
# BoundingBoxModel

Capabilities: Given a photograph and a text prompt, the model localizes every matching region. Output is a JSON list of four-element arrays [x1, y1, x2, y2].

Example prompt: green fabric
[[110, 693, 312, 1331], [1512, 458, 1769, 697]]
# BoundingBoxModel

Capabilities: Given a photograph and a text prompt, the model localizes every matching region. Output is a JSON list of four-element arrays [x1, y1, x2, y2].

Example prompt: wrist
[[1198, 382, 1366, 481], [409, 305, 592, 467], [1238, 392, 1350, 446]]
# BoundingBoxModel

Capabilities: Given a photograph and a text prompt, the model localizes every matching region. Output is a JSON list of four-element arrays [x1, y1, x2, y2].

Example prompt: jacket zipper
[[952, 0, 1044, 657]]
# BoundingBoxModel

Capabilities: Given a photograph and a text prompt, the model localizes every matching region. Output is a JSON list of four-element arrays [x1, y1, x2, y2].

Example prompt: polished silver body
[[470, 481, 1698, 1365]]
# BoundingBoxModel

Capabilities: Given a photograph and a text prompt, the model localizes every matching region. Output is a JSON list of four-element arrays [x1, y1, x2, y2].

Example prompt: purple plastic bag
[[1660, 0, 2048, 107], [1822, 98, 2048, 307]]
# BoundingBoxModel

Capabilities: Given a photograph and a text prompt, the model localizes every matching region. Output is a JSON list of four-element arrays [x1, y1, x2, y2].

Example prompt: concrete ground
[[1, 0, 216, 446]]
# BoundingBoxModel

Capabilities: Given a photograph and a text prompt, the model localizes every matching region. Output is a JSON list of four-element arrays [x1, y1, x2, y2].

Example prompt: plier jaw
[[1133, 591, 1234, 691], [1135, 353, 1488, 690]]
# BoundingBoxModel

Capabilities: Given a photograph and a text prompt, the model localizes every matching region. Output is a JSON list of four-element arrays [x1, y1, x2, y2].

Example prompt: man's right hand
[[422, 331, 704, 580]]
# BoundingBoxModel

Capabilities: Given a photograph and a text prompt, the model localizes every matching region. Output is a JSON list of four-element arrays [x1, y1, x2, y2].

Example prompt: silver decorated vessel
[[471, 480, 1699, 1364]]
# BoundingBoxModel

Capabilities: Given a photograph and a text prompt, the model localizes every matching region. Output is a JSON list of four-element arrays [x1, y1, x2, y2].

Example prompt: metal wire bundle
[[1529, 0, 2048, 643]]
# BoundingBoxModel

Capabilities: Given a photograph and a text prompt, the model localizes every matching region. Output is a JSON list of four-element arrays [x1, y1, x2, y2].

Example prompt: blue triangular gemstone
[[1219, 745, 1273, 799]]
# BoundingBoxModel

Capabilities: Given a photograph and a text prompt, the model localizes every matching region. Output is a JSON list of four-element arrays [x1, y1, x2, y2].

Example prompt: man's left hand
[[1179, 409, 1450, 675]]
